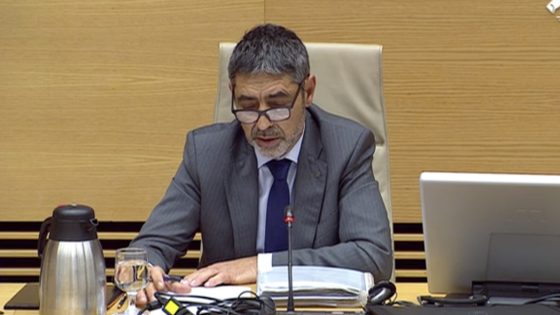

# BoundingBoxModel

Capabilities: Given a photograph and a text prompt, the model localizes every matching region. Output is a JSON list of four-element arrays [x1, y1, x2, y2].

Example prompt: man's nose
[[255, 112, 273, 130]]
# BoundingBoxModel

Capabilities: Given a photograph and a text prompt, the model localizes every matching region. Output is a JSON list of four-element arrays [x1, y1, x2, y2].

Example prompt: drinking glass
[[113, 247, 149, 315]]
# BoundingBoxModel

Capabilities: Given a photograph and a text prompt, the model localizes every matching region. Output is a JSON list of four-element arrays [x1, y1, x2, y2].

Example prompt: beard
[[249, 117, 305, 159]]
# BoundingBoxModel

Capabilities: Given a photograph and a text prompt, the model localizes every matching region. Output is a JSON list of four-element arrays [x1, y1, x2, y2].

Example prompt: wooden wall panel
[[0, 0, 264, 221], [265, 0, 560, 222], [2, 0, 559, 223]]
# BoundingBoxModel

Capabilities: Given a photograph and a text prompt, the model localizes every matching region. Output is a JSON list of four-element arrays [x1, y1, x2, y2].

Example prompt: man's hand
[[136, 265, 191, 308], [187, 256, 257, 287], [135, 257, 257, 307]]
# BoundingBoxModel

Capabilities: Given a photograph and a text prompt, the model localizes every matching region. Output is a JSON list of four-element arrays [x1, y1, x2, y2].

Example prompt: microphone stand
[[284, 206, 295, 313]]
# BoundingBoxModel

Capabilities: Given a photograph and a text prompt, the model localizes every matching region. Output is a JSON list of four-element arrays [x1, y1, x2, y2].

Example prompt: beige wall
[[1, 0, 559, 223]]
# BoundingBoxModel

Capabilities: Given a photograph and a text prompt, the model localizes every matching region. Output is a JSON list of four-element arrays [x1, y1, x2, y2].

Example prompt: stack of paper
[[257, 266, 374, 307]]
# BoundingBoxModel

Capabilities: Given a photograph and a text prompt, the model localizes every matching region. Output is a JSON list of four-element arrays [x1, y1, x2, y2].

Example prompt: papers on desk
[[257, 266, 374, 307], [149, 285, 253, 315]]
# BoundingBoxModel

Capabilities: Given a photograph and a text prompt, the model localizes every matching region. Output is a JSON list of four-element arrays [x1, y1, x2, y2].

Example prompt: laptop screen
[[420, 171, 560, 294]]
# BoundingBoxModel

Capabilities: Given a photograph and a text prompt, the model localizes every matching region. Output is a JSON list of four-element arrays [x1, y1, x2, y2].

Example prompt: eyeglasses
[[231, 80, 305, 124]]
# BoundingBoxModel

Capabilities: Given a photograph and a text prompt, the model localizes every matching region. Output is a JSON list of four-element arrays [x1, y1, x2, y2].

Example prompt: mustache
[[252, 126, 284, 139]]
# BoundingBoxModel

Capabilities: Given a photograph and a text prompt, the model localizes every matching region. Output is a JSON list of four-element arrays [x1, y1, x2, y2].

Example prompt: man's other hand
[[187, 256, 257, 287], [136, 265, 191, 308]]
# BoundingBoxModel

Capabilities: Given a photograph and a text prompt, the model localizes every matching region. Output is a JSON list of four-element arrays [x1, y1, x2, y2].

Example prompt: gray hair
[[228, 24, 310, 83]]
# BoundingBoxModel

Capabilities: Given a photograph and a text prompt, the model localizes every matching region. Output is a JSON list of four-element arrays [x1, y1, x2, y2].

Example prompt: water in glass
[[113, 248, 149, 315]]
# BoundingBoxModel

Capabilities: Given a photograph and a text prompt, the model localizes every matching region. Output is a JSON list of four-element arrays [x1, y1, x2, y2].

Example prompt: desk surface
[[0, 282, 430, 314]]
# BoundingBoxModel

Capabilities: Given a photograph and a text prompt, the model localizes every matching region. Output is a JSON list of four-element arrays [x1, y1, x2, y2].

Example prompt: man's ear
[[303, 75, 317, 107]]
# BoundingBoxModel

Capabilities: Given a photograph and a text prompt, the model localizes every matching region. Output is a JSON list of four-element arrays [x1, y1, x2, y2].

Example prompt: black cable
[[148, 290, 272, 315], [522, 292, 560, 305], [191, 302, 244, 315], [137, 299, 165, 315]]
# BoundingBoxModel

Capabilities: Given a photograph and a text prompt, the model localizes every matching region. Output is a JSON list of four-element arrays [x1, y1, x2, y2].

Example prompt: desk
[[0, 284, 29, 315], [0, 283, 430, 314]]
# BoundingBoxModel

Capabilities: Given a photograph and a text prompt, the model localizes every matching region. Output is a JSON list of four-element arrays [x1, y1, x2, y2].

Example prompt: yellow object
[[163, 298, 182, 315]]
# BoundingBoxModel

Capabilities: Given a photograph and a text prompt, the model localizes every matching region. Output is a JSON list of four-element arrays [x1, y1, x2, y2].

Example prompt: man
[[132, 23, 393, 305]]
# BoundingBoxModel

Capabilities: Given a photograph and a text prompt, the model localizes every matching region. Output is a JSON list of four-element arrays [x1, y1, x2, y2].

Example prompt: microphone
[[283, 206, 295, 313]]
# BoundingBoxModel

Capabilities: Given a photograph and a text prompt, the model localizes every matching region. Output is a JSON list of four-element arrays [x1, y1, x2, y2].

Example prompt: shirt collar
[[255, 124, 305, 168]]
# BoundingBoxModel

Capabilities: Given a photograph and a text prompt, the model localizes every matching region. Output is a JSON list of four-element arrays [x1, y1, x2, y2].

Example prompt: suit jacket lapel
[[292, 113, 327, 249], [226, 133, 259, 258]]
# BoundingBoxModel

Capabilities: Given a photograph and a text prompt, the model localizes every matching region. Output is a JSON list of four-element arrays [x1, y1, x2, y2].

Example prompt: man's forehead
[[233, 72, 295, 87]]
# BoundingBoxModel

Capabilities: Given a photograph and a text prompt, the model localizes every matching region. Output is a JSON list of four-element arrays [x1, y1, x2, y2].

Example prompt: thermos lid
[[50, 204, 99, 241]]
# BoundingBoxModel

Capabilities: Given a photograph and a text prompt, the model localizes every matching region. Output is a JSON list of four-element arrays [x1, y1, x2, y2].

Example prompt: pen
[[163, 274, 185, 283], [117, 293, 127, 309]]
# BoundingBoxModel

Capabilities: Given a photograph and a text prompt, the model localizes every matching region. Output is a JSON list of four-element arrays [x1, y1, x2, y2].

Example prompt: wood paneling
[[2, 0, 559, 223], [0, 0, 264, 221], [265, 0, 560, 221], [0, 226, 427, 282]]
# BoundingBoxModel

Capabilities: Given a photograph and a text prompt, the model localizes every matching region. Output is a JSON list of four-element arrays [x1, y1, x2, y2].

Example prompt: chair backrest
[[215, 43, 392, 227]]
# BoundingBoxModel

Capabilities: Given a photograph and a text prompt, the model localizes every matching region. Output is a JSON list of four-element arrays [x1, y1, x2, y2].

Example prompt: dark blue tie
[[264, 159, 292, 252]]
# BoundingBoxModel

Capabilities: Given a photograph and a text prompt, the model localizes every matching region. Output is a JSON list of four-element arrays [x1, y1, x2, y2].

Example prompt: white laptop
[[420, 171, 560, 295]]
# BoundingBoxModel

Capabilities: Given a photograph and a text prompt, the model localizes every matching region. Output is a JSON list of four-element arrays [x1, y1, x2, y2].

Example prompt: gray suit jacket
[[131, 105, 393, 281]]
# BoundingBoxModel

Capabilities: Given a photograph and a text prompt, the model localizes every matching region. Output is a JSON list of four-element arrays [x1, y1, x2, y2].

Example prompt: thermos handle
[[38, 216, 52, 259], [88, 218, 99, 232]]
